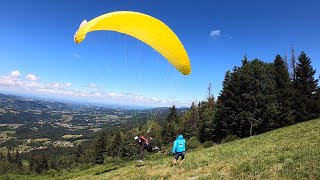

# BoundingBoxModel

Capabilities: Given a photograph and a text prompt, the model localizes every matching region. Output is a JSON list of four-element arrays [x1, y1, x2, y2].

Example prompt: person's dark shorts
[[174, 151, 185, 160], [143, 144, 152, 152]]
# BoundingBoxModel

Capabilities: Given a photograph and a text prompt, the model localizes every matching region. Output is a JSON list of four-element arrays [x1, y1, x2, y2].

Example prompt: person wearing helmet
[[172, 134, 186, 165]]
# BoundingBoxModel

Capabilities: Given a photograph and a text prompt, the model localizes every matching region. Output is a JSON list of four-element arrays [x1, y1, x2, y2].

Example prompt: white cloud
[[37, 88, 57, 94], [0, 70, 191, 107], [10, 70, 21, 78], [87, 83, 98, 89], [209, 30, 221, 39], [64, 83, 72, 87], [24, 81, 44, 89], [25, 74, 38, 81], [107, 92, 116, 97], [45, 82, 72, 90], [152, 97, 159, 101], [0, 76, 16, 86]]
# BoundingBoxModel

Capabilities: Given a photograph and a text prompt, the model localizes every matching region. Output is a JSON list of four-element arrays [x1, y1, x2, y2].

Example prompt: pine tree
[[294, 52, 318, 121], [0, 152, 5, 161], [170, 105, 179, 124], [29, 152, 36, 172], [6, 149, 12, 163], [199, 84, 216, 142], [242, 55, 248, 64], [146, 120, 163, 148], [75, 144, 84, 163], [49, 157, 57, 170], [39, 152, 48, 173], [215, 58, 279, 139], [207, 83, 215, 109], [235, 59, 276, 136], [198, 101, 207, 142], [14, 149, 22, 167], [215, 70, 235, 141], [162, 105, 178, 144], [111, 131, 123, 157], [93, 132, 107, 164], [314, 85, 320, 117], [290, 46, 297, 81], [183, 102, 200, 139], [274, 55, 294, 126]]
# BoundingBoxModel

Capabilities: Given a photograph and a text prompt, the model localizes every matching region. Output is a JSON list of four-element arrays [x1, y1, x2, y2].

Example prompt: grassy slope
[[2, 119, 320, 180]]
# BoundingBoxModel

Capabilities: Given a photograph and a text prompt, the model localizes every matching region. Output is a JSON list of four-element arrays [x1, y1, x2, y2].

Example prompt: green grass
[[61, 115, 73, 122], [32, 138, 51, 142], [0, 131, 16, 145], [0, 147, 8, 154], [62, 135, 83, 139], [1, 131, 16, 135], [73, 139, 89, 145], [2, 119, 320, 180]]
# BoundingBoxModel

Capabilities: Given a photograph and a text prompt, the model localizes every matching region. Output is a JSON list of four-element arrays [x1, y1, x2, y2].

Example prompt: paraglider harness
[[135, 136, 153, 152], [135, 135, 160, 161]]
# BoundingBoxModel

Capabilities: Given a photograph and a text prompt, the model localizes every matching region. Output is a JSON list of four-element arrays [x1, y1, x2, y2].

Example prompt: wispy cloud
[[63, 83, 72, 87], [87, 83, 98, 89], [73, 53, 81, 59], [209, 30, 221, 39], [0, 70, 190, 107], [209, 29, 232, 40]]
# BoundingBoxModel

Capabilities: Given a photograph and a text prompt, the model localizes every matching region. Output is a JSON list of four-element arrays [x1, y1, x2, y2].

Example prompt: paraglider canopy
[[74, 11, 191, 75]]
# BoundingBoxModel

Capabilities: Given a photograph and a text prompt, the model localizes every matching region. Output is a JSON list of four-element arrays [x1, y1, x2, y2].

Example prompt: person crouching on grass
[[172, 134, 186, 165]]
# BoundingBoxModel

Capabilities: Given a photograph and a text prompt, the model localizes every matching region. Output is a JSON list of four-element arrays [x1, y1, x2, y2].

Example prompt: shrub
[[46, 169, 58, 177], [78, 163, 92, 171], [202, 141, 215, 148], [221, 134, 239, 143], [159, 145, 172, 156], [187, 136, 201, 150]]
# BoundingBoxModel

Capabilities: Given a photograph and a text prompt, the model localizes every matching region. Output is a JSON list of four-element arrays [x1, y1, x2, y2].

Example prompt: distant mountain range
[[0, 93, 189, 125], [0, 92, 188, 110]]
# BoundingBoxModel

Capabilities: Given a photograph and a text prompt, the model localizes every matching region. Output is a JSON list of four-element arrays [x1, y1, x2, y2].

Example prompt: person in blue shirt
[[172, 134, 186, 165]]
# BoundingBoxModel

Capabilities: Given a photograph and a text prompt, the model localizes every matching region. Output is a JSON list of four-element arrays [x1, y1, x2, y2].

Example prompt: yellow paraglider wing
[[74, 11, 191, 75]]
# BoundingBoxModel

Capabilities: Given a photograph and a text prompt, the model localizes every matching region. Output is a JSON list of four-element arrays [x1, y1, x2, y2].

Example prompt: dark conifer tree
[[183, 102, 200, 139], [49, 157, 57, 170], [169, 105, 179, 124], [93, 132, 107, 164], [215, 70, 235, 141], [39, 152, 48, 173], [162, 105, 178, 144], [274, 55, 294, 126], [75, 144, 84, 163], [14, 149, 22, 167], [0, 152, 5, 161], [6, 149, 12, 163], [294, 52, 318, 121], [216, 58, 279, 139], [235, 59, 278, 136], [314, 85, 320, 117], [199, 84, 216, 142], [198, 101, 207, 142], [29, 152, 36, 172], [111, 131, 123, 157]]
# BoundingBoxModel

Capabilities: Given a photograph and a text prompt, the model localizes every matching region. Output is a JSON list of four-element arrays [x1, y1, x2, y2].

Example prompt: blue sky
[[1, 0, 320, 107]]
